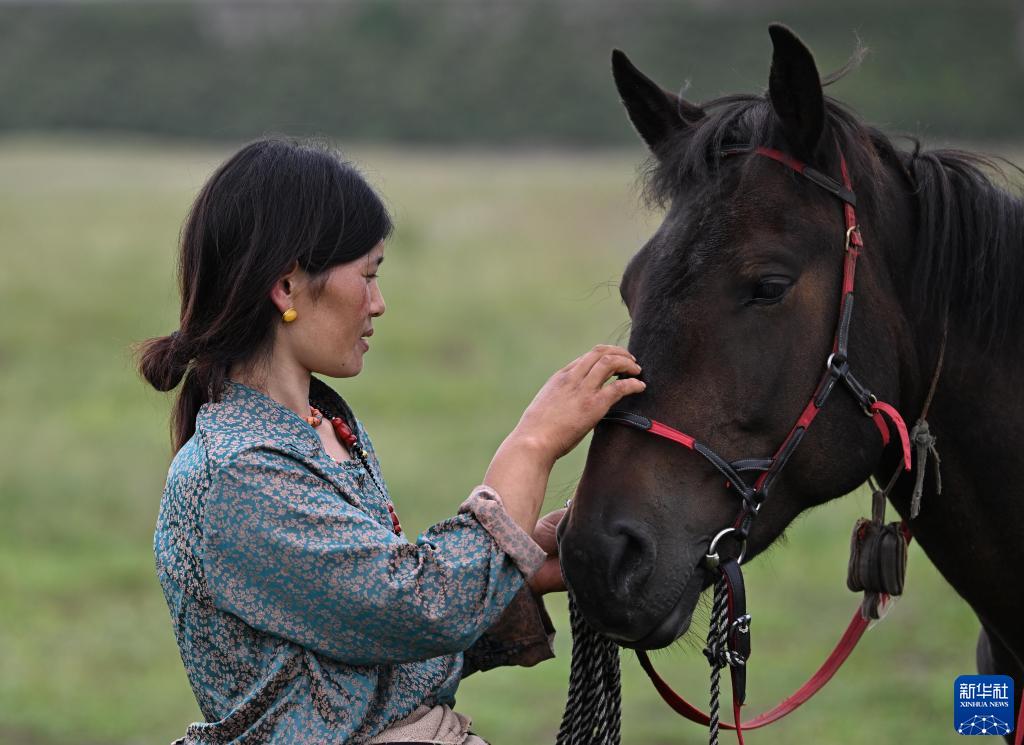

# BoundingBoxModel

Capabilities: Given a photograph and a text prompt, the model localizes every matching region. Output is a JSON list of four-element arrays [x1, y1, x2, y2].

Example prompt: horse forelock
[[639, 94, 885, 209]]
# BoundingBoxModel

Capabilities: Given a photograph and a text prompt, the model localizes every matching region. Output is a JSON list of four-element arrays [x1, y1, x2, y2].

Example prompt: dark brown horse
[[558, 23, 1023, 736]]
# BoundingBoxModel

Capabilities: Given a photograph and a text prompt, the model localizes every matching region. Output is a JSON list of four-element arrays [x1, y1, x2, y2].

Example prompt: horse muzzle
[[559, 514, 707, 647]]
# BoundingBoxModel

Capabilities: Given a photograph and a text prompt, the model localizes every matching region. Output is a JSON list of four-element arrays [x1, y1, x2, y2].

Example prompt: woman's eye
[[745, 276, 792, 306]]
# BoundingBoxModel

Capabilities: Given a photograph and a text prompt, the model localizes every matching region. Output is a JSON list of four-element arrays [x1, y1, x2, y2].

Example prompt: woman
[[137, 137, 644, 744]]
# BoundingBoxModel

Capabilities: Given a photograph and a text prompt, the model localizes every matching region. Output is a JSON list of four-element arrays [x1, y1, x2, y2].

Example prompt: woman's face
[[290, 241, 386, 378]]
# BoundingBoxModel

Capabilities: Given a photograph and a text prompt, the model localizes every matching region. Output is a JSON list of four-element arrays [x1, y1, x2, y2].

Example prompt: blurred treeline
[[1, 0, 1022, 144]]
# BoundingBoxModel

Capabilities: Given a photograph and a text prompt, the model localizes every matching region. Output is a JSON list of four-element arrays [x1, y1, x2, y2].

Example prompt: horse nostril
[[607, 521, 656, 601]]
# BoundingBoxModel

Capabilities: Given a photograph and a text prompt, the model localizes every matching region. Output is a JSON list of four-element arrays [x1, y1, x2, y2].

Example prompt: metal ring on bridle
[[826, 352, 847, 373], [862, 392, 878, 417], [705, 527, 748, 567]]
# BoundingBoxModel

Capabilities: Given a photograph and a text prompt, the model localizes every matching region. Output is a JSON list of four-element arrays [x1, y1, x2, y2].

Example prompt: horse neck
[[879, 150, 1024, 646]]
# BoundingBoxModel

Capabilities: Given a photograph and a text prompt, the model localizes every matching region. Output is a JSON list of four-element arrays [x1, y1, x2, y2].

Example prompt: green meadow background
[[0, 136, 999, 744]]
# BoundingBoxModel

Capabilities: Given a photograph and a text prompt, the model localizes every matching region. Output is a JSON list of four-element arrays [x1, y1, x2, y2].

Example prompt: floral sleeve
[[201, 446, 547, 667]]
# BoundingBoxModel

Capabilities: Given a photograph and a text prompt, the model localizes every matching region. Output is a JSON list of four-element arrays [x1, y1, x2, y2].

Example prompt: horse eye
[[746, 276, 792, 306]]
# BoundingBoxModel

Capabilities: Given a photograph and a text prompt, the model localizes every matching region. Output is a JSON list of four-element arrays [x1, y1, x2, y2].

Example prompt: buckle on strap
[[731, 613, 752, 635], [845, 224, 862, 251], [841, 369, 879, 416]]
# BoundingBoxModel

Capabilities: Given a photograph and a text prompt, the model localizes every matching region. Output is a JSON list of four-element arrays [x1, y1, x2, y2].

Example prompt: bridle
[[599, 142, 918, 744]]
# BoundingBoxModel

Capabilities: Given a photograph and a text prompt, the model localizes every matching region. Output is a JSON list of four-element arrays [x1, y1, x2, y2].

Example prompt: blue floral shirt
[[155, 377, 553, 743]]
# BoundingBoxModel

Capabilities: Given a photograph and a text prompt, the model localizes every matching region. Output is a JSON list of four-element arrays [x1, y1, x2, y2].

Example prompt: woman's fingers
[[601, 376, 647, 406], [528, 556, 566, 595], [582, 352, 641, 391], [532, 507, 567, 555], [566, 345, 635, 380], [557, 344, 620, 374]]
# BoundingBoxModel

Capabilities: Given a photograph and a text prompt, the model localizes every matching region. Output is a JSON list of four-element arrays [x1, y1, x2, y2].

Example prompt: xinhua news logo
[[954, 675, 1014, 736]]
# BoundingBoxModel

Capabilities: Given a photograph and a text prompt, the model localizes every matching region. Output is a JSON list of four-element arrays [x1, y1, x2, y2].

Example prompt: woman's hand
[[528, 507, 567, 595], [483, 345, 643, 537], [531, 506, 566, 555], [529, 557, 565, 595], [512, 345, 645, 464]]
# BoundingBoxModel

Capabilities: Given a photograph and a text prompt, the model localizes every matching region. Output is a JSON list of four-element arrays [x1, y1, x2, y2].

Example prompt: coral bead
[[329, 417, 358, 448], [387, 504, 402, 535]]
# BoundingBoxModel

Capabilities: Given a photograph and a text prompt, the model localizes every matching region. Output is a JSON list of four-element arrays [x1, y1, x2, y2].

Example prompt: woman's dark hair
[[134, 136, 393, 453]]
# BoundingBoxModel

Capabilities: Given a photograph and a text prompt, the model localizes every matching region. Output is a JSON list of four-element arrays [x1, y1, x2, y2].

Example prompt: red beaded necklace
[[306, 406, 403, 536]]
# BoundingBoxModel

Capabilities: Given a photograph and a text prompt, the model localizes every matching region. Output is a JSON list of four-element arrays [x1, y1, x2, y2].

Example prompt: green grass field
[[0, 137, 992, 744]]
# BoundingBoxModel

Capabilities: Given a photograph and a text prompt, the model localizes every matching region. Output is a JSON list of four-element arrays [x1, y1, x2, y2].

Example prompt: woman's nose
[[371, 286, 386, 317]]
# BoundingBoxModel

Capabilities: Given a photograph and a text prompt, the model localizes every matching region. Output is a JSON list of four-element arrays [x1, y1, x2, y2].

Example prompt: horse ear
[[612, 49, 703, 155], [767, 24, 825, 159]]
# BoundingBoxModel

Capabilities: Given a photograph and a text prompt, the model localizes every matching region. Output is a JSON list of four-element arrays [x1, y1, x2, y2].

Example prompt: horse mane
[[642, 92, 1024, 349], [901, 145, 1024, 347]]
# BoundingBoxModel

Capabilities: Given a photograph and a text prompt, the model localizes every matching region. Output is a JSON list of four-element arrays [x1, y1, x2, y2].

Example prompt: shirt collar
[[199, 377, 345, 458]]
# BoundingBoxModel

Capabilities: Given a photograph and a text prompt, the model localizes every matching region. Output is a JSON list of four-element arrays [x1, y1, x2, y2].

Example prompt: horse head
[[558, 24, 921, 648]]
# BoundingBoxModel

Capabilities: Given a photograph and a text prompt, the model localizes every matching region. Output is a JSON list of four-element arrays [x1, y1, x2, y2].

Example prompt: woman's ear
[[269, 261, 301, 314]]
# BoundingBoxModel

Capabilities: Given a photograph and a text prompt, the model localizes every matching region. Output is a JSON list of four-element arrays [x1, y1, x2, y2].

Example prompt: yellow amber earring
[[282, 308, 298, 323]]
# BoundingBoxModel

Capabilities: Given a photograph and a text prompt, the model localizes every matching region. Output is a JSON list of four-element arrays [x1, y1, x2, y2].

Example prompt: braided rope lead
[[702, 573, 730, 745], [907, 319, 947, 519], [557, 593, 622, 745]]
